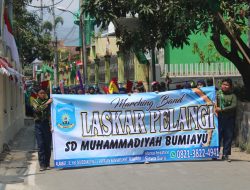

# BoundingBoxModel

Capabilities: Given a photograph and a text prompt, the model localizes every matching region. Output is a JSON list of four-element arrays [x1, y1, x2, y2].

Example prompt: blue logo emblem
[[56, 103, 76, 132]]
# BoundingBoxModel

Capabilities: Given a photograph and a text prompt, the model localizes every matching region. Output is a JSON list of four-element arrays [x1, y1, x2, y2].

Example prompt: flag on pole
[[108, 77, 119, 94], [77, 70, 84, 93], [59, 80, 65, 94], [40, 80, 49, 90], [102, 86, 109, 94]]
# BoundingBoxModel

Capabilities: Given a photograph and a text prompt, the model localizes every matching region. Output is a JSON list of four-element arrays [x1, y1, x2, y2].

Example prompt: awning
[[0, 67, 10, 76], [0, 57, 24, 78]]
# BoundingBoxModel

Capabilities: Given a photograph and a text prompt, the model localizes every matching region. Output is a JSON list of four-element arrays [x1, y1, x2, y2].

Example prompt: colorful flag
[[40, 80, 49, 90], [126, 80, 133, 93], [102, 86, 109, 94], [3, 9, 20, 69], [108, 77, 119, 94], [77, 70, 84, 93]]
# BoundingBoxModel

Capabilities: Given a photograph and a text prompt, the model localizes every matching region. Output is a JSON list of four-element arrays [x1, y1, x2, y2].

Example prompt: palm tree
[[55, 16, 64, 28], [42, 16, 64, 34], [42, 21, 53, 34]]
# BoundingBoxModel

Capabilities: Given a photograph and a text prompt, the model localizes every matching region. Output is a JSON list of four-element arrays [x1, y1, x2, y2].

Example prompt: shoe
[[46, 166, 52, 170], [222, 155, 231, 162], [39, 167, 46, 171]]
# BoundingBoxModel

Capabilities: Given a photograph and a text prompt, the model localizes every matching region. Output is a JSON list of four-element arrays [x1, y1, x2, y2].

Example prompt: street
[[1, 1, 250, 190], [0, 122, 250, 190], [33, 159, 250, 190]]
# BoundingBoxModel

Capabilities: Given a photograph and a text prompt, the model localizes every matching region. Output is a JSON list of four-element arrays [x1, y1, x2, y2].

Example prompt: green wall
[[168, 33, 248, 64]]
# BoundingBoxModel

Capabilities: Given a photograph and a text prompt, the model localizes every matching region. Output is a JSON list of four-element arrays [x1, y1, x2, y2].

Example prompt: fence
[[166, 62, 240, 77]]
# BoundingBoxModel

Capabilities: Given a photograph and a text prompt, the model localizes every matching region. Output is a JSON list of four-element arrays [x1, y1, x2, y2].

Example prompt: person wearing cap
[[151, 81, 160, 92], [136, 81, 146, 92], [31, 87, 53, 171]]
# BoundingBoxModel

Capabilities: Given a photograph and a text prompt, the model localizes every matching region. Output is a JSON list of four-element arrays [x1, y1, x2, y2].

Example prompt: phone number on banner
[[164, 147, 219, 160]]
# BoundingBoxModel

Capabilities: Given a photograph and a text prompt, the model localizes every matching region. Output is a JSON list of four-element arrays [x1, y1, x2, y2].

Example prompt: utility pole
[[40, 0, 43, 21], [52, 0, 58, 87], [79, 0, 88, 87], [57, 4, 88, 88]]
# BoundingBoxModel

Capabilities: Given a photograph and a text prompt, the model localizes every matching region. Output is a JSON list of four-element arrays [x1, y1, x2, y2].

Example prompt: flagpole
[[49, 80, 54, 134], [49, 80, 52, 95]]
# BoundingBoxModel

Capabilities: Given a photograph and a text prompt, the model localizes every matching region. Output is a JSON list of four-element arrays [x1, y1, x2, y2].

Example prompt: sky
[[28, 0, 80, 46]]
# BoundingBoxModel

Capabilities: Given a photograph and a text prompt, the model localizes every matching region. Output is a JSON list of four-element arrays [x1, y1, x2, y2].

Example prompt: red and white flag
[[3, 9, 20, 70]]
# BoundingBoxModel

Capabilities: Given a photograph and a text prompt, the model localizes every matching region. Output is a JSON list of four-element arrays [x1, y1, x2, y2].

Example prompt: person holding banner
[[216, 78, 237, 162], [31, 87, 53, 171]]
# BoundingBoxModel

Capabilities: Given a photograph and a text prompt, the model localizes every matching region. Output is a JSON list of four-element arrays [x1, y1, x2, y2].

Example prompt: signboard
[[52, 86, 219, 168]]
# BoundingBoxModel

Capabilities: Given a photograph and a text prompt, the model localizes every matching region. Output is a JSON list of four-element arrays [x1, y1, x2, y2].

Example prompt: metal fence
[[166, 62, 240, 77]]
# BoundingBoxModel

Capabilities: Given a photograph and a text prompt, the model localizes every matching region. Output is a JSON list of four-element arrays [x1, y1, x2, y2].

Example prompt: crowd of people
[[43, 78, 217, 95]]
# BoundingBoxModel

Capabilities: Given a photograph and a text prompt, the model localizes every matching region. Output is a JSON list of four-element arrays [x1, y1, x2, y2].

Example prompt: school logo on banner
[[56, 103, 76, 132]]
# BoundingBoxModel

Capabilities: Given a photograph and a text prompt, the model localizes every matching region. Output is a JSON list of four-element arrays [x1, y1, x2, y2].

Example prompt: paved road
[[32, 159, 250, 190], [1, 124, 250, 190]]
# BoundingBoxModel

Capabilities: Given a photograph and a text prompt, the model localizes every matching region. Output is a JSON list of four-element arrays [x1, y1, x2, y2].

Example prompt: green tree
[[55, 16, 64, 28], [84, 0, 250, 99], [42, 21, 53, 35], [42, 16, 64, 35], [13, 0, 53, 64]]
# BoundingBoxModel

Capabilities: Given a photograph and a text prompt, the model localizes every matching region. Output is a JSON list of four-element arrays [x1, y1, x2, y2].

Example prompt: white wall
[[0, 74, 4, 151], [0, 0, 25, 152], [0, 72, 24, 152]]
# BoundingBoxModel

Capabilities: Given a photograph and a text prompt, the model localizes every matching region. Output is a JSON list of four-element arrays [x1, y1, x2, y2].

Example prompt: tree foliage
[[13, 0, 53, 64], [84, 0, 248, 49], [42, 21, 53, 34], [84, 0, 250, 99], [42, 16, 64, 35]]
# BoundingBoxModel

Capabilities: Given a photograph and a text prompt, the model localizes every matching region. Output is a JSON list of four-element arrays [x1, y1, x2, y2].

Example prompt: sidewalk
[[0, 118, 36, 190], [230, 147, 250, 161], [0, 121, 249, 189]]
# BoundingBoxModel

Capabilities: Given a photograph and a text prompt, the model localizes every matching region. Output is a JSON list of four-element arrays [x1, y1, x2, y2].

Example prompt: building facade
[[0, 0, 24, 152], [85, 22, 150, 90]]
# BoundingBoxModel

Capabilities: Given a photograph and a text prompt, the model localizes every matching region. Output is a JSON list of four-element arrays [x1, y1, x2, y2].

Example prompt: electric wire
[[26, 0, 64, 9], [57, 0, 74, 16]]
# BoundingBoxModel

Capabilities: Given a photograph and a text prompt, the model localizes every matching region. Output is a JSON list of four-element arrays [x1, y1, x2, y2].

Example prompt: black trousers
[[35, 120, 52, 167], [218, 114, 235, 156]]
